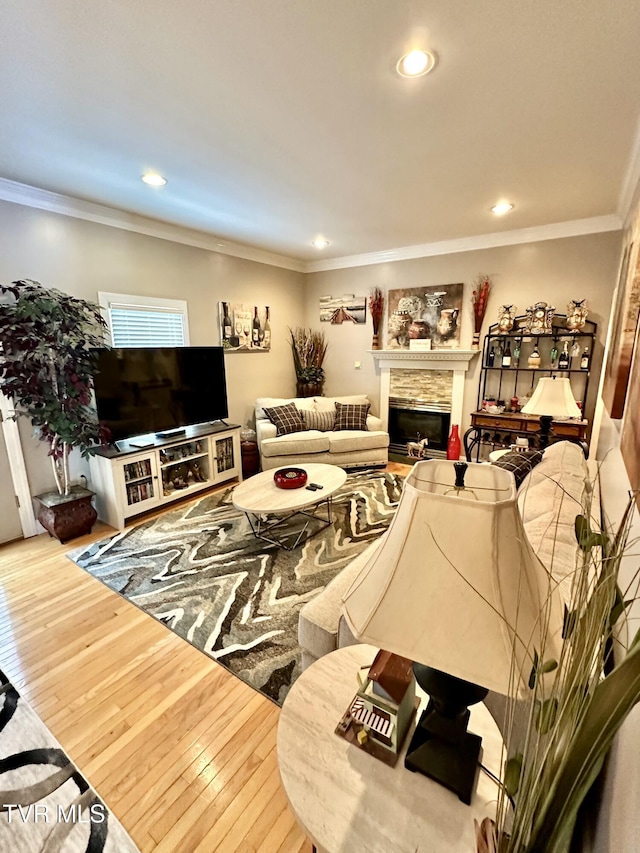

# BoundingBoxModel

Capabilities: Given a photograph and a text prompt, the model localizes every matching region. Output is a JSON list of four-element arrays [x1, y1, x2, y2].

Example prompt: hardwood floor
[[0, 463, 408, 851]]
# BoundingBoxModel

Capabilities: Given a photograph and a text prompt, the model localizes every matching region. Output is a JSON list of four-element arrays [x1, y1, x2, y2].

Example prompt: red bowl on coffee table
[[274, 467, 308, 489]]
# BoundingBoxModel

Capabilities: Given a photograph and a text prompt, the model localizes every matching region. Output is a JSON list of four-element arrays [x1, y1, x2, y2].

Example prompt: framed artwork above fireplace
[[386, 283, 463, 350]]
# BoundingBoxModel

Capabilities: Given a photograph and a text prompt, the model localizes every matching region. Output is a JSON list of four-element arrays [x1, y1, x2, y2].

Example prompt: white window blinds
[[98, 293, 190, 348], [109, 306, 186, 347]]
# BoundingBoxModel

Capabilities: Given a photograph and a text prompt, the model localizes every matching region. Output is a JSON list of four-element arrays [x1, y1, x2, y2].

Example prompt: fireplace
[[388, 398, 451, 457]]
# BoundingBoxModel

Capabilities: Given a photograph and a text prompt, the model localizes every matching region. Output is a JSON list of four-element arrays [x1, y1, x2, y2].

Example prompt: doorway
[[0, 395, 37, 544]]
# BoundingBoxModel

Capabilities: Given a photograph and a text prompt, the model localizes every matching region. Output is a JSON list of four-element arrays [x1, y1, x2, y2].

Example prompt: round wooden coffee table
[[232, 463, 347, 550]]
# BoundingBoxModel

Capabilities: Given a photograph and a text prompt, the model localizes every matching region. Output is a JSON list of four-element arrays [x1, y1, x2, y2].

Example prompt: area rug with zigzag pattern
[[69, 471, 402, 704]]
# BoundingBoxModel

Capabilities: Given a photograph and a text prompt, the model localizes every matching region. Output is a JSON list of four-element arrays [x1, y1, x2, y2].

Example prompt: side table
[[240, 439, 260, 478], [277, 644, 502, 853], [464, 410, 589, 461]]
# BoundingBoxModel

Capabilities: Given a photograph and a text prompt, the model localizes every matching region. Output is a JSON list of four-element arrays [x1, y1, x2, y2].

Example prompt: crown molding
[[0, 177, 624, 276], [0, 178, 306, 273], [618, 118, 640, 229], [304, 215, 623, 273]]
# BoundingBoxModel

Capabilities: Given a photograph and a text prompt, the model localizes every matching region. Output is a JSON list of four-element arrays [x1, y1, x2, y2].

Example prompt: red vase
[[446, 424, 461, 460]]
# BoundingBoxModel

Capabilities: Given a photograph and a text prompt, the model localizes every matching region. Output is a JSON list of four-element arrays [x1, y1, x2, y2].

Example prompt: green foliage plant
[[476, 479, 640, 853], [0, 279, 108, 496]]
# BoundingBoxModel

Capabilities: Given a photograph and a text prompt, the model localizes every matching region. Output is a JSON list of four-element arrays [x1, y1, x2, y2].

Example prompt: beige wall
[[0, 200, 305, 495], [0, 198, 622, 498], [305, 231, 622, 429]]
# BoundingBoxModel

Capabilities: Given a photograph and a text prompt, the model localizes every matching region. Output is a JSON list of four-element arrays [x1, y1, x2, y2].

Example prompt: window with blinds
[[98, 293, 190, 348]]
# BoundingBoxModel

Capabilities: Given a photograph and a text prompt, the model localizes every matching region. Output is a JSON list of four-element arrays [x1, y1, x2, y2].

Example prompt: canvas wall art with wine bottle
[[218, 302, 272, 352]]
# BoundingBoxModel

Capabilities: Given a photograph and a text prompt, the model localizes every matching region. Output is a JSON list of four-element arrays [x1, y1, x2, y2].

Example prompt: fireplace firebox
[[388, 398, 451, 457]]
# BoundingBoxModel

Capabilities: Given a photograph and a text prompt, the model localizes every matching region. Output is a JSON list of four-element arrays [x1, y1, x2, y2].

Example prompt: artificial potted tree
[[0, 279, 108, 542]]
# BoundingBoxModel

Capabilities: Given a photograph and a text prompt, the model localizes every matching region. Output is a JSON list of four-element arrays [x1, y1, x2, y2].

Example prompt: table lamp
[[521, 376, 581, 418], [342, 460, 563, 804]]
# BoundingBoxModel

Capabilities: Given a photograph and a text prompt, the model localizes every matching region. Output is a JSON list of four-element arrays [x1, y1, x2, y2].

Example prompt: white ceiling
[[1, 0, 640, 265]]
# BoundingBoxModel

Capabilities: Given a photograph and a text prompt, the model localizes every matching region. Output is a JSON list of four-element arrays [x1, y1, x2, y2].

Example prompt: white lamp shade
[[521, 377, 581, 418], [342, 461, 564, 697]]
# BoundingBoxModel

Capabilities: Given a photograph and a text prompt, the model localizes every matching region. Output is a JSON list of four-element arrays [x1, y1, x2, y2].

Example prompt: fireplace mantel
[[369, 349, 478, 371], [370, 350, 479, 434]]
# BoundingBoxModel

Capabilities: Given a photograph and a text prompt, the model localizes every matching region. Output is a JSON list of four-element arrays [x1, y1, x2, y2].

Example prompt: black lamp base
[[405, 665, 488, 805], [404, 703, 482, 804]]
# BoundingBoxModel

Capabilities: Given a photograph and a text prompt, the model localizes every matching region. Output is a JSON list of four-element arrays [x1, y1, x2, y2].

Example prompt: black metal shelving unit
[[477, 315, 597, 411], [463, 314, 597, 461]]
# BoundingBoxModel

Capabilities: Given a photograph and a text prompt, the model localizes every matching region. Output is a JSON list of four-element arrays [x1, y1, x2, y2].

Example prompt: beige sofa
[[298, 441, 594, 670], [255, 394, 389, 471]]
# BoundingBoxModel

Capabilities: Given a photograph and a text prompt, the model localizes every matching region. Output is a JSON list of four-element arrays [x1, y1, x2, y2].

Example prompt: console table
[[464, 410, 589, 461], [277, 644, 502, 853]]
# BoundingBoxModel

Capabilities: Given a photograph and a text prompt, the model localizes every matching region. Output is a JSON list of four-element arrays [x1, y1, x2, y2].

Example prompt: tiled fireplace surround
[[371, 350, 478, 455]]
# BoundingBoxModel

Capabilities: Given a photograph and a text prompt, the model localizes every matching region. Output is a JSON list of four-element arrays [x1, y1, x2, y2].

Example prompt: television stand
[[89, 424, 242, 530]]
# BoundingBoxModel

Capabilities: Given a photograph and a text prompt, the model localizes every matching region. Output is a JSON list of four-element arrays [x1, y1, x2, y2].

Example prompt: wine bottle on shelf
[[580, 347, 590, 370], [252, 306, 261, 346], [528, 346, 541, 368], [502, 341, 512, 368], [263, 306, 271, 348], [558, 341, 570, 370], [549, 341, 559, 368], [488, 345, 496, 367], [512, 339, 521, 365], [222, 302, 232, 341]]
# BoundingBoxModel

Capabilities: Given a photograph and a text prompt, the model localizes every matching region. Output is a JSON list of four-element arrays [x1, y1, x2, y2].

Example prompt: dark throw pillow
[[334, 402, 370, 432], [491, 450, 544, 488], [262, 402, 305, 436], [302, 409, 336, 432]]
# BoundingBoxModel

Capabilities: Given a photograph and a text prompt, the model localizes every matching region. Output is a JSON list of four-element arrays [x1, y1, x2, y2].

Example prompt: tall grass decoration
[[476, 478, 640, 853]]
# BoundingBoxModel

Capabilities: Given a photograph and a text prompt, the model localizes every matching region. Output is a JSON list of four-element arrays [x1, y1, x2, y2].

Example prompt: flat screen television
[[92, 347, 229, 443]]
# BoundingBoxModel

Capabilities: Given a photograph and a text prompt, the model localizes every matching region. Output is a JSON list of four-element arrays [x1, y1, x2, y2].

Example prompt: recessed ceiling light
[[141, 172, 167, 187], [312, 238, 330, 249], [396, 50, 436, 78], [491, 202, 514, 215]]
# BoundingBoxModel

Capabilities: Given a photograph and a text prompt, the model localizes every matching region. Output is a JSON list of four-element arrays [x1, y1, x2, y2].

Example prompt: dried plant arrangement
[[472, 275, 492, 349], [369, 287, 384, 349], [289, 327, 328, 396], [476, 481, 640, 853]]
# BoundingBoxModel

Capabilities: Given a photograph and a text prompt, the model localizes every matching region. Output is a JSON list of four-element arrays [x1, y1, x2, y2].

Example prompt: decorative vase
[[471, 332, 481, 350], [371, 332, 381, 350], [566, 299, 589, 332], [34, 486, 97, 544], [446, 425, 461, 460], [496, 304, 517, 334]]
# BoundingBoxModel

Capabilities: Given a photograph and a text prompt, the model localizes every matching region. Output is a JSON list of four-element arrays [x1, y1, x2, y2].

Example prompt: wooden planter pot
[[296, 381, 324, 398], [34, 486, 98, 544]]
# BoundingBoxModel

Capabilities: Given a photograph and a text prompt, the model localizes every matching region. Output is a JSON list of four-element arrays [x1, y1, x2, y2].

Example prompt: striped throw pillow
[[302, 409, 336, 432], [334, 402, 370, 431], [262, 403, 305, 436]]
